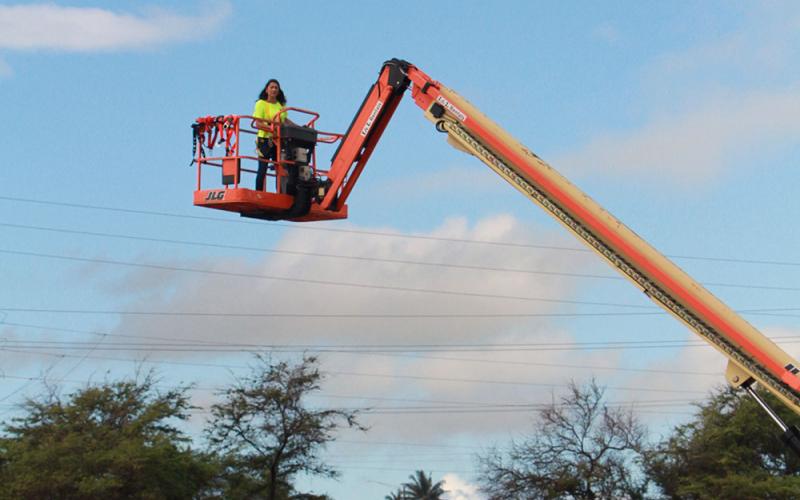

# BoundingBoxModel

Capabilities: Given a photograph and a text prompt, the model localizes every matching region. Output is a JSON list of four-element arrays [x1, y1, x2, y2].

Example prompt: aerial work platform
[[191, 109, 347, 222]]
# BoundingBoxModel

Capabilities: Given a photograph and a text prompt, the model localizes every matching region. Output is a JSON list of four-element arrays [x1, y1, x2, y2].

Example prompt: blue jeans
[[255, 137, 276, 191]]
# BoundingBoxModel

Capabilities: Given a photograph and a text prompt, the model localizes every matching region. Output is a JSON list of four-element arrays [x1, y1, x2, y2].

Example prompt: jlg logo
[[360, 100, 383, 137], [205, 191, 225, 201]]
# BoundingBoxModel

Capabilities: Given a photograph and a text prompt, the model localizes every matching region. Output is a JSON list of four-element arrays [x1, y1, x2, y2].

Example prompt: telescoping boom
[[191, 59, 800, 450]]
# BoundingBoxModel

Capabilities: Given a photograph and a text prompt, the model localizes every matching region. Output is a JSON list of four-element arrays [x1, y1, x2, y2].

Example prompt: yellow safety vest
[[253, 100, 287, 138]]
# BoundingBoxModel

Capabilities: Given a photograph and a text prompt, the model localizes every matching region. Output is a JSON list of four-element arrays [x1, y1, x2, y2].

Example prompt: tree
[[206, 355, 365, 500], [0, 372, 215, 499], [645, 385, 800, 499], [478, 380, 648, 499], [385, 489, 407, 500], [402, 470, 446, 499]]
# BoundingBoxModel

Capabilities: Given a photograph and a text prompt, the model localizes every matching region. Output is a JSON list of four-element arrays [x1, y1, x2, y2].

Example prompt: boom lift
[[191, 59, 800, 452]]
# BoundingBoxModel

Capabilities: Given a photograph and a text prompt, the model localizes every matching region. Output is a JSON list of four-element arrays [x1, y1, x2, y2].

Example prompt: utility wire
[[0, 335, 751, 351], [3, 195, 800, 267], [0, 348, 706, 395], [3, 221, 797, 292], [0, 196, 598, 251], [0, 352, 709, 401], [0, 354, 699, 411], [4, 248, 799, 314], [1, 221, 617, 279], [0, 341, 725, 375], [3, 306, 799, 319], [0, 336, 725, 375], [5, 247, 800, 315], [4, 321, 800, 353], [0, 248, 655, 309], [0, 321, 724, 375], [0, 308, 664, 318]]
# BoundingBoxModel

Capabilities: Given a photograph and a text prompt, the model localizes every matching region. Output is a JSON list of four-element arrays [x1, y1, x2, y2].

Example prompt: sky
[[1, 1, 800, 498]]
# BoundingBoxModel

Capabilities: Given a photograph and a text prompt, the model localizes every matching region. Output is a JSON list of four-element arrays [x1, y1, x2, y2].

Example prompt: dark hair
[[258, 79, 286, 105]]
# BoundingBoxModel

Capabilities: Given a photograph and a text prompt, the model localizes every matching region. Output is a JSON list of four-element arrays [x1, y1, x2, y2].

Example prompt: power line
[[3, 194, 800, 267], [6, 307, 800, 318], [0, 332, 730, 351], [0, 362, 706, 420], [4, 320, 800, 353], [4, 221, 797, 292], [0, 221, 620, 280], [355, 406, 694, 415], [0, 347, 708, 395], [0, 321, 722, 375], [0, 337, 725, 374], [0, 351, 699, 412], [337, 439, 485, 450], [0, 248, 654, 309], [0, 196, 593, 251], [3, 341, 789, 353], [0, 307, 662, 319], [4, 305, 799, 320], [327, 371, 703, 394], [0, 337, 721, 350]]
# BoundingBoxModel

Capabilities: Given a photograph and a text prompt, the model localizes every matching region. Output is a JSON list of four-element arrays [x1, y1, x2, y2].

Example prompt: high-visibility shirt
[[253, 99, 287, 138]]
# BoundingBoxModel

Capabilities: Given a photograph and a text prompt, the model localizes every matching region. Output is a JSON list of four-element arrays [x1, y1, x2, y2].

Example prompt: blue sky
[[1, 1, 800, 498]]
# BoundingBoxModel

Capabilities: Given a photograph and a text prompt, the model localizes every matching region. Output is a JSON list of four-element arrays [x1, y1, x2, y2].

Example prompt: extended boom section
[[404, 75, 800, 415]]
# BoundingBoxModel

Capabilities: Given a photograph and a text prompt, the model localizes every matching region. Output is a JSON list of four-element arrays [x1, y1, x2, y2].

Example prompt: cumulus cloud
[[16, 213, 791, 454], [11, 216, 785, 443], [0, 3, 231, 52], [646, 5, 800, 81], [442, 473, 484, 500], [559, 6, 800, 185], [109, 214, 600, 352], [85, 214, 690, 442]]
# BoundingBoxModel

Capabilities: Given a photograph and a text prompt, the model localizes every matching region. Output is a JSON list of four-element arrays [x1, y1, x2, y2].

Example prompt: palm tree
[[402, 470, 446, 500], [385, 489, 407, 500]]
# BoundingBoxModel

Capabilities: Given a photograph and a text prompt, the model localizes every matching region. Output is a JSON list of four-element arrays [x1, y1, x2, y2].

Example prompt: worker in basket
[[253, 78, 289, 192]]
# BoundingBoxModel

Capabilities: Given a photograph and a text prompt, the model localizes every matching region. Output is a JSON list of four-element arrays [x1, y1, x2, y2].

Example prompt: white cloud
[[442, 473, 484, 500], [558, 7, 800, 185], [646, 5, 800, 81], [0, 3, 231, 52], [109, 214, 597, 352], [91, 214, 651, 441], [60, 215, 787, 443], [556, 88, 800, 184]]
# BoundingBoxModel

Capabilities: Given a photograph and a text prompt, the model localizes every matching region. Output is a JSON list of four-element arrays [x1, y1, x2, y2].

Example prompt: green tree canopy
[[0, 372, 215, 499], [645, 385, 800, 499], [206, 355, 365, 500]]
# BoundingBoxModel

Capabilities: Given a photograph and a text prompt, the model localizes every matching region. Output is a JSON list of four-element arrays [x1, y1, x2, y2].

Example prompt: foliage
[[385, 489, 406, 500], [477, 379, 648, 499], [206, 355, 365, 500], [645, 385, 800, 499], [402, 470, 447, 499], [385, 470, 446, 500], [0, 372, 215, 500]]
